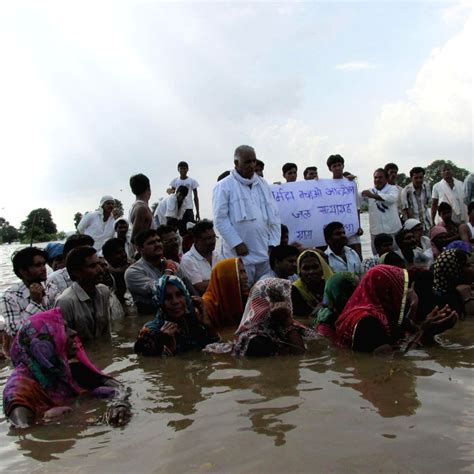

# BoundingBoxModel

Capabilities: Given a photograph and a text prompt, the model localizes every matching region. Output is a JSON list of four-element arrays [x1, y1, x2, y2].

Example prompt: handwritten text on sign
[[271, 179, 358, 247]]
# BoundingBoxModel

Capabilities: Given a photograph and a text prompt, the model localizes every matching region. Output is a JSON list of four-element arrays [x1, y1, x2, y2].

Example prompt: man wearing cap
[[77, 196, 116, 251]]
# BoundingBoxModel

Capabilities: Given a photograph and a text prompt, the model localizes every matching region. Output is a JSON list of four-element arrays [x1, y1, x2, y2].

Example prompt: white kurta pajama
[[213, 170, 281, 284]]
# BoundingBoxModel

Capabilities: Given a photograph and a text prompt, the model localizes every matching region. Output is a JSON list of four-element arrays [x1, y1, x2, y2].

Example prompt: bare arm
[[459, 224, 472, 243], [431, 198, 439, 226], [193, 189, 200, 220]]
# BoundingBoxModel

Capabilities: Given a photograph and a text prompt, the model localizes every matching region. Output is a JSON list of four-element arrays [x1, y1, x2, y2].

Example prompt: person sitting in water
[[437, 202, 461, 242], [432, 249, 469, 317], [263, 245, 299, 281], [291, 250, 333, 319], [77, 195, 116, 251], [335, 265, 459, 353], [3, 308, 131, 428], [233, 278, 317, 357], [314, 272, 358, 339], [47, 234, 95, 294], [44, 242, 65, 272], [124, 229, 193, 314], [361, 233, 394, 274], [56, 246, 111, 342], [323, 221, 362, 275], [156, 225, 181, 263], [114, 218, 134, 261], [403, 219, 433, 262], [429, 225, 451, 259], [134, 276, 218, 356], [395, 228, 429, 267], [180, 220, 221, 295], [202, 258, 249, 329], [102, 238, 130, 304], [0, 247, 59, 341]]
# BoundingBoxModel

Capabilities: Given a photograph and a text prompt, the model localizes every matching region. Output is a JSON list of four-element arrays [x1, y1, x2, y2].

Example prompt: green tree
[[74, 212, 83, 229], [20, 208, 58, 243], [424, 160, 469, 189], [396, 173, 410, 188], [0, 217, 20, 243]]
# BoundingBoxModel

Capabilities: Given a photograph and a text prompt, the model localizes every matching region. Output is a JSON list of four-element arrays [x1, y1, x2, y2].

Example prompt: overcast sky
[[0, 1, 471, 231]]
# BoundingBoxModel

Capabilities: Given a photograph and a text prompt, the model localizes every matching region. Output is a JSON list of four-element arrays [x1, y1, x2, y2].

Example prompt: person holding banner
[[212, 145, 281, 285], [323, 222, 362, 275], [362, 168, 402, 255]]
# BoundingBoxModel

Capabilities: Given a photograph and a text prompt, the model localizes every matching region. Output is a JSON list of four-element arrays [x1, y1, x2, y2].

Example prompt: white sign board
[[271, 179, 358, 247]]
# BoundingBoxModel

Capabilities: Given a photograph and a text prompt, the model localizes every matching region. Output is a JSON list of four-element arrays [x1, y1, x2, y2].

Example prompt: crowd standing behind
[[0, 145, 472, 428]]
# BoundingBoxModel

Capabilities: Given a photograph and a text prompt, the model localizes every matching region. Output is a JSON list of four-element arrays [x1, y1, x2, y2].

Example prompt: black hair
[[269, 245, 299, 269], [176, 185, 189, 196], [191, 220, 214, 239], [438, 202, 452, 213], [323, 221, 344, 243], [395, 228, 412, 248], [374, 233, 393, 251], [303, 166, 318, 178], [374, 168, 388, 178], [177, 161, 189, 169], [156, 225, 176, 237], [326, 154, 344, 170], [468, 202, 474, 213], [382, 251, 406, 269], [217, 170, 231, 181], [12, 247, 47, 279], [384, 163, 399, 173], [255, 159, 265, 169], [234, 145, 255, 160], [114, 218, 129, 231], [130, 173, 150, 196], [281, 224, 289, 235], [282, 162, 297, 174], [66, 246, 97, 281], [63, 233, 95, 257], [102, 238, 125, 263], [409, 166, 425, 177], [135, 229, 158, 248]]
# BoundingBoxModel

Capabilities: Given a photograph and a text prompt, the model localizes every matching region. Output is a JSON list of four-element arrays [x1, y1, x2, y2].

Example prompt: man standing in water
[[362, 168, 402, 254], [129, 173, 155, 250], [213, 145, 281, 285]]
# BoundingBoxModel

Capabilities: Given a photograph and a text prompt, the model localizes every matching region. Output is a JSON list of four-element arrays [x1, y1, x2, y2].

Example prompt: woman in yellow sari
[[202, 258, 249, 329], [291, 250, 333, 319]]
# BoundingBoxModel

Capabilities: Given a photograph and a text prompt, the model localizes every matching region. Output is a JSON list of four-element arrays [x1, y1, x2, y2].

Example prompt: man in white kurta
[[213, 145, 281, 285], [362, 168, 402, 254]]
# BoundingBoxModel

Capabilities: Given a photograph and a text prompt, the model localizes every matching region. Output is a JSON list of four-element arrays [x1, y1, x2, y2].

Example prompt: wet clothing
[[202, 258, 245, 329], [134, 276, 217, 356], [234, 278, 316, 357], [291, 250, 333, 318], [335, 265, 409, 351], [56, 282, 110, 342], [3, 309, 113, 418]]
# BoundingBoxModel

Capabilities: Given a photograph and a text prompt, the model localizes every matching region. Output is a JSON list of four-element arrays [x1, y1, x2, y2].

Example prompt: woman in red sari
[[335, 265, 458, 353]]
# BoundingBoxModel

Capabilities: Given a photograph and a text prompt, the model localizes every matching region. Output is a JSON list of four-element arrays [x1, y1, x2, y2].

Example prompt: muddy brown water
[[1, 223, 473, 473]]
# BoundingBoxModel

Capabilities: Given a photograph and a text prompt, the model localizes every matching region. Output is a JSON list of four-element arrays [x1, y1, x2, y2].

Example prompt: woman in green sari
[[291, 250, 333, 320], [314, 272, 358, 340]]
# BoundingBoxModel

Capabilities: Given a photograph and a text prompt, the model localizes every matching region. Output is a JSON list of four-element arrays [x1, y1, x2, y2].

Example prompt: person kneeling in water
[[3, 308, 131, 428]]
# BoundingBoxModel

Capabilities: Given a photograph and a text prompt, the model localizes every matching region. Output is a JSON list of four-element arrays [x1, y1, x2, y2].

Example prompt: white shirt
[[169, 177, 199, 210], [324, 246, 362, 275], [180, 245, 221, 285], [154, 194, 187, 226], [77, 210, 116, 250], [432, 178, 468, 224], [367, 184, 402, 235], [213, 173, 281, 265]]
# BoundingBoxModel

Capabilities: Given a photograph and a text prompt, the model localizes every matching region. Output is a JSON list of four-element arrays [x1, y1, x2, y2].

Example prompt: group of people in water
[[0, 146, 472, 429]]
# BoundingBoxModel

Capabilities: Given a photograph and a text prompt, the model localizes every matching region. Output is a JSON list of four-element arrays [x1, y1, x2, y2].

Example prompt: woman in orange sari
[[202, 258, 249, 329]]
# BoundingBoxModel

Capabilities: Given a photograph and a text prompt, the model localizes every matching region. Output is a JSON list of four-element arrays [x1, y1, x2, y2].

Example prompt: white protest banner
[[271, 179, 358, 247]]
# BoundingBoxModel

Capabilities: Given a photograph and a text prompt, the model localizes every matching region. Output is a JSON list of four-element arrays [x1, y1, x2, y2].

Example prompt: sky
[[0, 0, 472, 232]]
